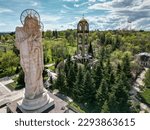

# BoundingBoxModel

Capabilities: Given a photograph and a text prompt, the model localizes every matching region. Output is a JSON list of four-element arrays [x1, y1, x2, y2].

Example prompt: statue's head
[[24, 15, 40, 34]]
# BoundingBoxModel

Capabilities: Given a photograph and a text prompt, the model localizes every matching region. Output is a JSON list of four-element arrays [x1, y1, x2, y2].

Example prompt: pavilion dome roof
[[78, 17, 88, 24]]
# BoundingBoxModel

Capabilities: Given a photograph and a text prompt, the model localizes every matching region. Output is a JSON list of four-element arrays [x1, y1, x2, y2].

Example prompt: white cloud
[[89, 0, 96, 2], [88, 1, 112, 10], [41, 14, 61, 22], [74, 4, 80, 7], [88, 0, 137, 10], [31, 2, 38, 7], [63, 0, 79, 2], [88, 0, 150, 30], [97, 0, 106, 1], [60, 10, 67, 13], [74, 2, 89, 7], [0, 8, 13, 13], [63, 4, 72, 10]]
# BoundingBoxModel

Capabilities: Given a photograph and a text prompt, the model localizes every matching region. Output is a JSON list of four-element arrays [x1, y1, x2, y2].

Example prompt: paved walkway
[[0, 106, 7, 113], [45, 63, 55, 67], [0, 77, 24, 113], [130, 68, 150, 112]]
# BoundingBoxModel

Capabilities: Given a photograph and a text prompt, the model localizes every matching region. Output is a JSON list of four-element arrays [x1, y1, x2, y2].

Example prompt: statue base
[[17, 91, 55, 113], [17, 98, 54, 113], [7, 91, 68, 113], [18, 91, 51, 110]]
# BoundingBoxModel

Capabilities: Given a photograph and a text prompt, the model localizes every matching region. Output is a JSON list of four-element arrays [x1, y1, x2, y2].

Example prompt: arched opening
[[85, 35, 88, 45], [84, 24, 89, 31], [78, 23, 82, 31], [78, 35, 82, 44]]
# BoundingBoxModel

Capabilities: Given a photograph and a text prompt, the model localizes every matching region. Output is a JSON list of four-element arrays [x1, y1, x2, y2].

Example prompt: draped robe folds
[[15, 27, 45, 100]]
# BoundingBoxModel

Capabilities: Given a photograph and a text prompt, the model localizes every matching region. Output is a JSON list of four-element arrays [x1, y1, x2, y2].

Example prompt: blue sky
[[0, 0, 150, 32]]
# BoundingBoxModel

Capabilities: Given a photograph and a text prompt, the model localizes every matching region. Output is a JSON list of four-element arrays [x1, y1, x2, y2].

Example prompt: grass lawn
[[68, 102, 85, 113], [140, 88, 150, 105], [5, 82, 16, 91]]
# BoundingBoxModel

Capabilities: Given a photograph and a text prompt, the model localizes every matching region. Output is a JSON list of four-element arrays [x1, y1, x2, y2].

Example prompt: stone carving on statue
[[15, 9, 52, 111]]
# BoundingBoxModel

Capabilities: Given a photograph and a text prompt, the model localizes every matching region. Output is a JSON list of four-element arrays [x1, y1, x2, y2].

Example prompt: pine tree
[[64, 55, 72, 77], [104, 59, 114, 92], [96, 78, 108, 111], [116, 63, 122, 75], [73, 67, 84, 102], [122, 54, 132, 80], [113, 77, 130, 112], [54, 69, 66, 94], [101, 100, 109, 113], [93, 63, 103, 90], [100, 32, 105, 45], [73, 62, 78, 77], [108, 92, 119, 113], [88, 42, 94, 57], [66, 64, 76, 97], [99, 47, 105, 61], [83, 70, 96, 106]]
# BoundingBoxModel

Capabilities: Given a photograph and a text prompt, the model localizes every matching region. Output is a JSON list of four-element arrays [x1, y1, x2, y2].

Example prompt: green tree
[[73, 67, 84, 102], [104, 59, 114, 92], [68, 35, 75, 46], [93, 63, 103, 90], [99, 32, 105, 45], [66, 64, 76, 97], [113, 77, 130, 112], [96, 78, 108, 111], [101, 100, 109, 113], [83, 70, 96, 107], [108, 92, 118, 113], [16, 70, 25, 89], [122, 54, 132, 80], [1, 50, 19, 75], [44, 30, 52, 39], [88, 42, 94, 57], [144, 69, 150, 88], [54, 69, 66, 94], [0, 35, 5, 43]]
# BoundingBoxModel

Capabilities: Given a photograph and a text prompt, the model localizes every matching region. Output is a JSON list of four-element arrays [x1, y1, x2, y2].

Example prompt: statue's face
[[28, 19, 37, 29], [24, 16, 39, 31]]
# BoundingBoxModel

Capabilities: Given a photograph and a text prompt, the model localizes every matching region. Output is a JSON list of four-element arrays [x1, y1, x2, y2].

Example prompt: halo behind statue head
[[20, 9, 44, 31]]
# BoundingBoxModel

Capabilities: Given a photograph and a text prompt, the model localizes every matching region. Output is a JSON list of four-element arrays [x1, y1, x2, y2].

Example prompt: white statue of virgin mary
[[15, 15, 50, 110]]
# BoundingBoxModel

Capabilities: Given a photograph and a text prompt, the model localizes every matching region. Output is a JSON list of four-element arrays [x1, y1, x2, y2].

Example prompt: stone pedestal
[[7, 92, 68, 113], [17, 91, 53, 111], [17, 98, 54, 113], [16, 90, 55, 113]]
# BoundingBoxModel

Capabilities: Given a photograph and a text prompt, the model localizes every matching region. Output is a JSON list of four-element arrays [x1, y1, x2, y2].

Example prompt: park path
[[45, 63, 55, 67], [130, 68, 150, 112], [0, 76, 24, 112]]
